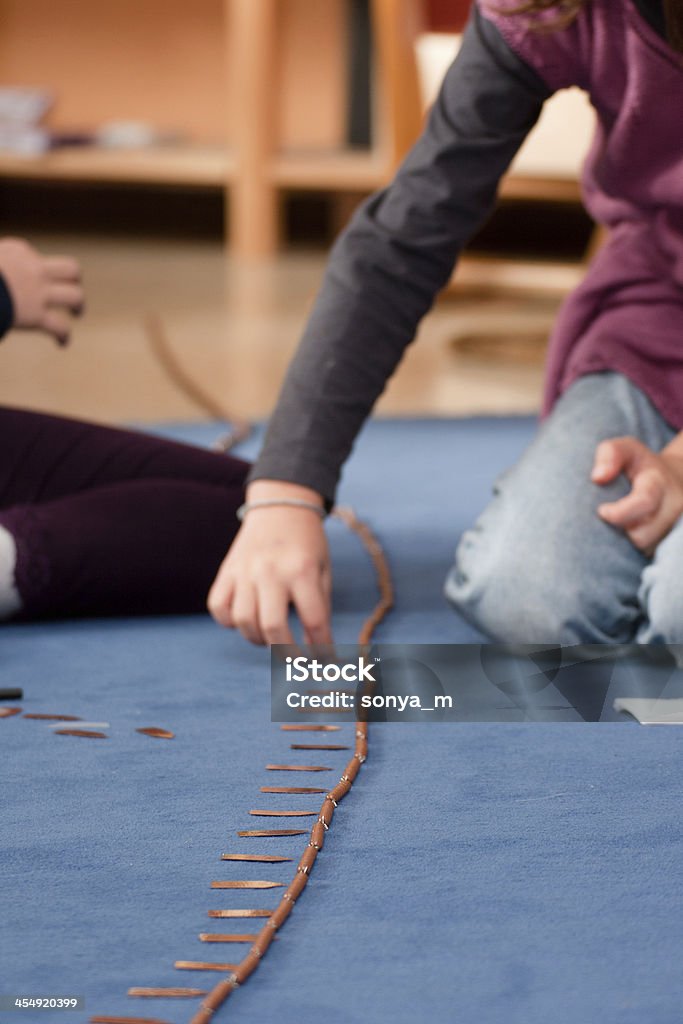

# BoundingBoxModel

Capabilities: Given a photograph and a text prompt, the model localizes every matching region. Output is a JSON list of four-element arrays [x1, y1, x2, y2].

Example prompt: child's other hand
[[0, 237, 84, 346], [207, 481, 333, 647], [591, 436, 683, 554]]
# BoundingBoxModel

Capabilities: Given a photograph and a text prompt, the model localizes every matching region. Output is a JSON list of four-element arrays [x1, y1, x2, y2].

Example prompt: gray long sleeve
[[247, 7, 552, 509]]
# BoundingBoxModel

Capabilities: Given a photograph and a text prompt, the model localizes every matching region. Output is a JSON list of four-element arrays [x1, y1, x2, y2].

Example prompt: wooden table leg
[[370, 0, 425, 169], [227, 0, 280, 258]]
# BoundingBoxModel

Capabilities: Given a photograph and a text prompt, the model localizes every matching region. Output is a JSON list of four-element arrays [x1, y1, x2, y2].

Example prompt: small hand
[[591, 436, 683, 554], [0, 237, 84, 346], [208, 481, 333, 647]]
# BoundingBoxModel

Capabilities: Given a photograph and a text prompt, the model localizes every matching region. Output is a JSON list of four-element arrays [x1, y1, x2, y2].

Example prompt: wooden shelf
[[0, 2, 453, 254], [0, 143, 388, 194], [500, 175, 582, 204], [0, 0, 583, 257], [270, 149, 387, 191], [453, 255, 584, 297], [0, 144, 233, 188], [0, 142, 586, 207]]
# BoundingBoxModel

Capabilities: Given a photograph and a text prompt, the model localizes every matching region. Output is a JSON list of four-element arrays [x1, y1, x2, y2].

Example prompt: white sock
[[0, 524, 22, 619]]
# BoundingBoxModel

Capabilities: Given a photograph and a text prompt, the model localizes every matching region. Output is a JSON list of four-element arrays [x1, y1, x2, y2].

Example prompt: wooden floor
[[0, 232, 551, 426]]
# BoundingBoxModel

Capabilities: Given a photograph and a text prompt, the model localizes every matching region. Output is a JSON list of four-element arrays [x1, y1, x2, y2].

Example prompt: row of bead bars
[[88, 505, 394, 1024], [189, 506, 394, 1023]]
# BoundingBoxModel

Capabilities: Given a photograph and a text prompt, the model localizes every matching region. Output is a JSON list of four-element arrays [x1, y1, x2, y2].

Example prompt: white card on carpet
[[613, 697, 683, 724]]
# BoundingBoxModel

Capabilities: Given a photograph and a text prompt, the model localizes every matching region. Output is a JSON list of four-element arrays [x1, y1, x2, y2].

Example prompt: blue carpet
[[2, 417, 682, 1024]]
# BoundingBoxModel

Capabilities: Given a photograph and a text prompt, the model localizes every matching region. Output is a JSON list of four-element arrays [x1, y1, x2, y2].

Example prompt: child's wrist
[[246, 478, 325, 508]]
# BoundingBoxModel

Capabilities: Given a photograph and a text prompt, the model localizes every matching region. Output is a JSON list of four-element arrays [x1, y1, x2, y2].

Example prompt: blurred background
[[0, 0, 596, 427]]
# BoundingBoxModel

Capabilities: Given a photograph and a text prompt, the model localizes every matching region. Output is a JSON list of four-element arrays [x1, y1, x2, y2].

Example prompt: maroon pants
[[0, 407, 250, 619]]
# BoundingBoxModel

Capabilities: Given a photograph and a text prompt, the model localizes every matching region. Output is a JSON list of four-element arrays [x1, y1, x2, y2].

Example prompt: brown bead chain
[[87, 505, 392, 1024], [143, 314, 250, 450], [82, 334, 396, 1022], [188, 505, 393, 1024]]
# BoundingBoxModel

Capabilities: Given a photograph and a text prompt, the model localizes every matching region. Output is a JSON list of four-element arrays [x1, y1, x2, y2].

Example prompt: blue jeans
[[444, 372, 683, 643]]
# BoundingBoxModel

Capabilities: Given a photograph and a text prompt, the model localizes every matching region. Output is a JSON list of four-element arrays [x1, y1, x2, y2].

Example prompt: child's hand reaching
[[591, 436, 683, 554], [0, 237, 84, 346], [208, 480, 333, 647]]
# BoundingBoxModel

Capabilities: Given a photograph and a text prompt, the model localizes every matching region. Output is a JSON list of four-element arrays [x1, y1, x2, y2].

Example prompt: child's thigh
[[446, 373, 671, 643], [0, 406, 250, 508]]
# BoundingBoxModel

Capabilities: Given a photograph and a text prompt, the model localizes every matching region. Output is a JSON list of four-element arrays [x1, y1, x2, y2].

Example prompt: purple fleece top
[[482, 0, 683, 428]]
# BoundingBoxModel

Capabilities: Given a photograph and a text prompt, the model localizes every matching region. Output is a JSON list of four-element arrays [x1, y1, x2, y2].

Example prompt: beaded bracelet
[[236, 499, 326, 522]]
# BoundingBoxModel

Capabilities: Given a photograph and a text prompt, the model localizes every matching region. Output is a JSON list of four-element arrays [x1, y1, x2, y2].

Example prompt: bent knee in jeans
[[444, 523, 639, 644], [443, 373, 671, 644]]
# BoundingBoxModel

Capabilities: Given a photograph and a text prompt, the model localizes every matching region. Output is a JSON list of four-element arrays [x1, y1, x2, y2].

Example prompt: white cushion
[[415, 32, 595, 179]]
